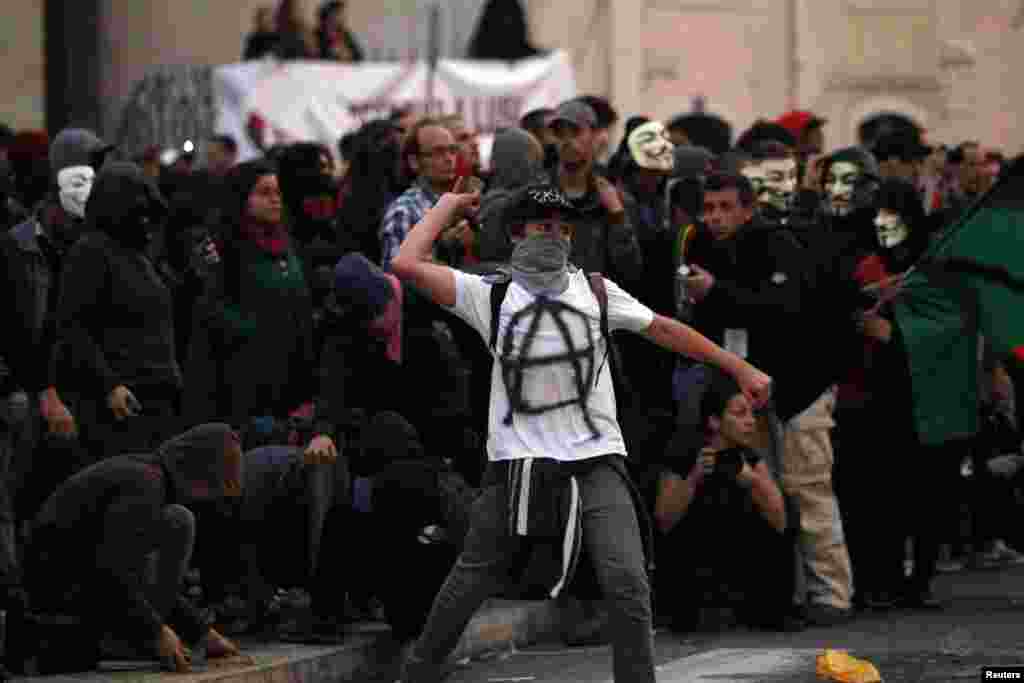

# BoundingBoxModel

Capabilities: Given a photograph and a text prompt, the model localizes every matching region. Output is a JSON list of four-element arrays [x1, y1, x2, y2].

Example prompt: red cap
[[776, 111, 826, 138]]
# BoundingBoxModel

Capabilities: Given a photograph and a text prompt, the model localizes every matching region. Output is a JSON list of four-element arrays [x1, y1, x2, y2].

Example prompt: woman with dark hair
[[336, 120, 404, 263], [185, 161, 338, 464]]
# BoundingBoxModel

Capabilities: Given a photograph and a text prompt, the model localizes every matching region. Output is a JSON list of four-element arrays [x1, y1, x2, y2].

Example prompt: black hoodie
[[56, 162, 181, 399], [31, 424, 238, 645]]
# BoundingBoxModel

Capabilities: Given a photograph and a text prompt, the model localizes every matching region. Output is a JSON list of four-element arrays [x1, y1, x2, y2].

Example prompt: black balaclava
[[86, 161, 167, 250], [277, 142, 338, 245]]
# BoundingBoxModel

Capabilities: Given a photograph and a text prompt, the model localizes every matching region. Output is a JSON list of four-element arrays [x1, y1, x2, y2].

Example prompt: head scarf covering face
[[157, 423, 242, 501], [85, 161, 167, 249], [505, 185, 578, 296]]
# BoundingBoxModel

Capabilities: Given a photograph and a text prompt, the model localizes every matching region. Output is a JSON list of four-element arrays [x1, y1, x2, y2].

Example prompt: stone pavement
[[13, 565, 1024, 682]]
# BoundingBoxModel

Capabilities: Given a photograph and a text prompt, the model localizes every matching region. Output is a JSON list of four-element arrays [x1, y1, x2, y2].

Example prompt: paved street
[[439, 564, 1024, 682]]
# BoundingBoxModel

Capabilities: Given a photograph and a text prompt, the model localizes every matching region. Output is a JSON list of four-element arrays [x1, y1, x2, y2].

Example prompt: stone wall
[[0, 0, 45, 131], [3, 0, 1023, 155]]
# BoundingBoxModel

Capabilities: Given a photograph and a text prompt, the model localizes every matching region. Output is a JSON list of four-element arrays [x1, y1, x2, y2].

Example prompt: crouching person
[[7, 424, 242, 675], [652, 369, 802, 634], [232, 441, 350, 642]]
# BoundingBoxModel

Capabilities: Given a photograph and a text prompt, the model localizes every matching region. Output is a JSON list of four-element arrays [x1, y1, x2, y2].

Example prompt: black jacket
[[56, 163, 181, 400], [30, 424, 235, 645], [186, 240, 319, 428], [0, 216, 65, 395], [56, 232, 181, 399], [692, 218, 851, 421]]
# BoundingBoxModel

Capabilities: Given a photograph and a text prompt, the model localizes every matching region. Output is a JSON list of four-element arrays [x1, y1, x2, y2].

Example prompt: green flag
[[892, 157, 1024, 445]]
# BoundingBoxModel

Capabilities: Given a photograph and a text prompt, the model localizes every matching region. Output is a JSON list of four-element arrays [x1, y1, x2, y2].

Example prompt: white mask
[[874, 208, 909, 248], [759, 158, 797, 212], [57, 165, 95, 219], [627, 121, 675, 173], [824, 161, 862, 216]]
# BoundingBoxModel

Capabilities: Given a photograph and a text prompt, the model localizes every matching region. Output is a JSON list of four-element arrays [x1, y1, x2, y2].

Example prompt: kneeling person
[[13, 424, 243, 674], [652, 368, 801, 633]]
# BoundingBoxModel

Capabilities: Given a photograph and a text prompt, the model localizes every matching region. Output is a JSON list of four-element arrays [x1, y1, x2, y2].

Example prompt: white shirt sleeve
[[602, 276, 656, 334], [445, 270, 494, 343]]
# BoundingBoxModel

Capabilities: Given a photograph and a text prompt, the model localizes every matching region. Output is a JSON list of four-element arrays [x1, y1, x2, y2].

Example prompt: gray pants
[[404, 461, 654, 683]]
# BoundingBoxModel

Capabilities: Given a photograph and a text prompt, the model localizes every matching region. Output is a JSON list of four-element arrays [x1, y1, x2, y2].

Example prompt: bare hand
[[444, 176, 482, 220], [697, 448, 716, 477], [802, 153, 824, 192], [735, 461, 756, 488], [856, 311, 892, 343], [733, 362, 772, 409], [40, 393, 77, 438], [441, 219, 473, 244], [595, 176, 624, 214], [107, 385, 141, 421], [992, 364, 1014, 404], [206, 627, 241, 659], [304, 435, 338, 465], [156, 625, 191, 673], [686, 265, 715, 303]]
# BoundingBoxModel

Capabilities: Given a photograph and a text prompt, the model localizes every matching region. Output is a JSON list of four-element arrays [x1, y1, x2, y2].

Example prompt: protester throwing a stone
[[391, 179, 771, 683]]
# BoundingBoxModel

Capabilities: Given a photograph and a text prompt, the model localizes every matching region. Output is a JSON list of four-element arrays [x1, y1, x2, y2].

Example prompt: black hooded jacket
[[30, 424, 238, 645], [56, 162, 181, 399]]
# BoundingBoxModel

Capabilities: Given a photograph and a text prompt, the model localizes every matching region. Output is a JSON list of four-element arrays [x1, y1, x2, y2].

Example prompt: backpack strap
[[586, 273, 632, 400], [489, 280, 511, 351]]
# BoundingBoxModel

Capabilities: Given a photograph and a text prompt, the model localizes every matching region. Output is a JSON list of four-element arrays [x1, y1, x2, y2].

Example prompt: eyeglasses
[[420, 145, 460, 159]]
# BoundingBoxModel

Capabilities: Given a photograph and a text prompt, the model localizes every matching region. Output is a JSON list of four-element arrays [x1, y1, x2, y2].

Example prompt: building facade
[[2, 0, 1022, 154]]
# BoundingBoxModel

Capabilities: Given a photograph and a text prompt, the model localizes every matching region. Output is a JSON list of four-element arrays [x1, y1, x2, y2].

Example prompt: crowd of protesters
[[1, 80, 1023, 678]]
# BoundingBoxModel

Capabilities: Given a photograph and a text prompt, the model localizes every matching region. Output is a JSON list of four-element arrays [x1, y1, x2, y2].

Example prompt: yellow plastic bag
[[815, 649, 882, 683]]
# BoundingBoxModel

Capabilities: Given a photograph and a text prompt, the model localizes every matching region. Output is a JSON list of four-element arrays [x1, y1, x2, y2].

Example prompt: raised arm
[[643, 313, 772, 408], [390, 182, 480, 307]]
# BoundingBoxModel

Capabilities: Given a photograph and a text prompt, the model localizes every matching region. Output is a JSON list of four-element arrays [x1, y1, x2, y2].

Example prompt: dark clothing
[[57, 231, 182, 398], [186, 240, 319, 428], [28, 451, 221, 644], [617, 186, 676, 412], [645, 447, 797, 630], [0, 216, 66, 395], [243, 31, 280, 60], [691, 219, 842, 421]]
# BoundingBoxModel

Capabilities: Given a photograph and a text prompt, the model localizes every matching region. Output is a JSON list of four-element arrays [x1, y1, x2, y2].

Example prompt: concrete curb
[[17, 600, 573, 683]]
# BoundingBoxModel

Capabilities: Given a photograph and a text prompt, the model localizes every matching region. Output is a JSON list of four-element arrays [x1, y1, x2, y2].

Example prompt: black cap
[[503, 184, 580, 224], [550, 101, 598, 131]]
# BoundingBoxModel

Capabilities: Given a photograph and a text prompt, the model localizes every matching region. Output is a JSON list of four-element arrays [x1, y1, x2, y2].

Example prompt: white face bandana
[[57, 165, 95, 219], [874, 208, 909, 248], [824, 161, 862, 216], [627, 121, 675, 172]]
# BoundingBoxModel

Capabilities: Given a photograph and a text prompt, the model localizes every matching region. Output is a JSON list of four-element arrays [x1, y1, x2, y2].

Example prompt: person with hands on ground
[[9, 424, 244, 675], [391, 179, 770, 683]]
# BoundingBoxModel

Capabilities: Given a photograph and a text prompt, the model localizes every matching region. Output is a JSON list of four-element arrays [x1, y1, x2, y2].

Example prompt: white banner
[[213, 51, 576, 163]]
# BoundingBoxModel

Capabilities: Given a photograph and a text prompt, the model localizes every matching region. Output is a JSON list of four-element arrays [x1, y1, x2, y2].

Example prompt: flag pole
[[426, 2, 441, 115]]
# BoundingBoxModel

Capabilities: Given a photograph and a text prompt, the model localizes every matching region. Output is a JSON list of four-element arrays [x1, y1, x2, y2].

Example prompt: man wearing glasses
[[380, 118, 460, 270]]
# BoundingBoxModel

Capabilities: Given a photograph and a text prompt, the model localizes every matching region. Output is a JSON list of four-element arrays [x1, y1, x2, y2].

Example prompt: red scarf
[[240, 219, 290, 256]]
